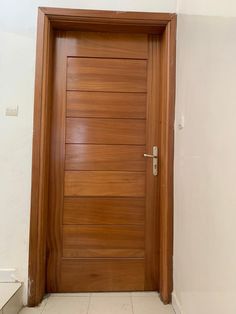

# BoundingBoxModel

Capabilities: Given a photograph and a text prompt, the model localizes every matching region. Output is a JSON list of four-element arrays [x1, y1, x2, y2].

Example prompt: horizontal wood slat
[[66, 91, 147, 119], [67, 58, 147, 92], [64, 248, 144, 258], [66, 31, 148, 59], [63, 225, 144, 258], [66, 118, 146, 144], [60, 259, 145, 291], [63, 197, 145, 225], [65, 144, 146, 171], [64, 171, 146, 197]]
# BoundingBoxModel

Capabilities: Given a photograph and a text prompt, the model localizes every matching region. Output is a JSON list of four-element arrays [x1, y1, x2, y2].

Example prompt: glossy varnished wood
[[63, 225, 144, 258], [64, 171, 145, 197], [67, 58, 147, 92], [65, 144, 145, 171], [158, 16, 176, 304], [28, 9, 52, 306], [46, 33, 67, 292], [66, 91, 146, 118], [144, 35, 161, 290], [42, 7, 174, 35], [41, 7, 174, 24], [29, 8, 176, 306], [66, 118, 146, 145], [49, 30, 148, 293], [60, 259, 145, 291], [66, 31, 148, 59], [63, 197, 145, 225]]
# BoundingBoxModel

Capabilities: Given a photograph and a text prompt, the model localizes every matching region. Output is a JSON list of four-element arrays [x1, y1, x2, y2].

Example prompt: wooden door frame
[[28, 7, 176, 307]]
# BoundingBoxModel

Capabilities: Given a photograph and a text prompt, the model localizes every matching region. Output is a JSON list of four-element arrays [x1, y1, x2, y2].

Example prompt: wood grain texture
[[46, 33, 67, 292], [159, 16, 176, 304], [66, 91, 146, 119], [30, 8, 176, 305], [63, 197, 145, 225], [64, 171, 145, 197], [40, 7, 174, 25], [66, 31, 148, 59], [66, 118, 146, 145], [63, 225, 144, 258], [52, 21, 165, 34], [65, 144, 145, 171], [60, 259, 145, 291], [28, 9, 51, 306], [144, 35, 161, 291], [44, 7, 174, 35], [67, 58, 147, 92]]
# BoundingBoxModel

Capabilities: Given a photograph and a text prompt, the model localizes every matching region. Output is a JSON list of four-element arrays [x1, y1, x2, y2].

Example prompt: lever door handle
[[144, 153, 156, 158], [144, 146, 158, 176]]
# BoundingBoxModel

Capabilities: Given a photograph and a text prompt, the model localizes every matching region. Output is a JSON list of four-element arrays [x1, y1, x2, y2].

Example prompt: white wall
[[0, 0, 176, 37], [0, 0, 177, 304], [0, 29, 35, 298], [174, 13, 236, 314], [178, 0, 236, 17]]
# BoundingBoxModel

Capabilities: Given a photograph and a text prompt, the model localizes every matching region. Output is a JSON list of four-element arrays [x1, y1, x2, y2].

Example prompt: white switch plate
[[178, 114, 185, 130], [5, 106, 18, 116]]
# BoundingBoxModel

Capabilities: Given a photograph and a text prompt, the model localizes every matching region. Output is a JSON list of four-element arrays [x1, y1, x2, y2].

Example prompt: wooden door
[[47, 31, 160, 292]]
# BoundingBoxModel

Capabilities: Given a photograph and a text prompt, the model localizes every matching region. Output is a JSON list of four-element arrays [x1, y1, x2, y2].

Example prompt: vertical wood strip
[[47, 32, 67, 292], [159, 16, 176, 304], [144, 35, 161, 290], [28, 10, 51, 307]]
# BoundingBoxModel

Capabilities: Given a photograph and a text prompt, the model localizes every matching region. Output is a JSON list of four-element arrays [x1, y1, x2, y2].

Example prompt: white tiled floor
[[20, 293, 174, 314]]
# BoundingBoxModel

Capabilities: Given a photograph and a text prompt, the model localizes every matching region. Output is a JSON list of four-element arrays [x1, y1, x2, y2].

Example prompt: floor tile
[[132, 295, 174, 314], [50, 293, 91, 297], [20, 293, 175, 314], [88, 296, 132, 314], [42, 297, 89, 314], [91, 292, 131, 297], [20, 308, 43, 314], [131, 292, 159, 297]]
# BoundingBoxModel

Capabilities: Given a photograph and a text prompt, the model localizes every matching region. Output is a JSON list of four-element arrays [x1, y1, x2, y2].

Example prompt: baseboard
[[172, 292, 183, 314], [0, 268, 18, 282]]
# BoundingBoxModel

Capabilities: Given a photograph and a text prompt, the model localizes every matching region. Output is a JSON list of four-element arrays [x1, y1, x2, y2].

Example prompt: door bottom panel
[[59, 259, 145, 292]]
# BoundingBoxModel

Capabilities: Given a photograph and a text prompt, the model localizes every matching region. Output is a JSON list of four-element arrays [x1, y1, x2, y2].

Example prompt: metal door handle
[[144, 153, 156, 158], [144, 146, 158, 176]]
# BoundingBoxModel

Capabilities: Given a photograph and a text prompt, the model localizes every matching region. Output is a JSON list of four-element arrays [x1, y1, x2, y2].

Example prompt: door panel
[[66, 118, 146, 144], [66, 91, 146, 118], [65, 144, 146, 171], [63, 225, 144, 258], [60, 259, 145, 291], [64, 171, 145, 197], [67, 58, 147, 92], [63, 197, 145, 225], [47, 31, 160, 293], [66, 31, 148, 59]]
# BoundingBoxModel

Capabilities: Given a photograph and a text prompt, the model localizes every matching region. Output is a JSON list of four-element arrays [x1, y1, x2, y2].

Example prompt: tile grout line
[[86, 293, 92, 314], [130, 294, 135, 314]]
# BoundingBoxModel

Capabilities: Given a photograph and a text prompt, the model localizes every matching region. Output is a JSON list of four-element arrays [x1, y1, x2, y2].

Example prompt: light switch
[[6, 106, 19, 116], [178, 114, 185, 130]]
